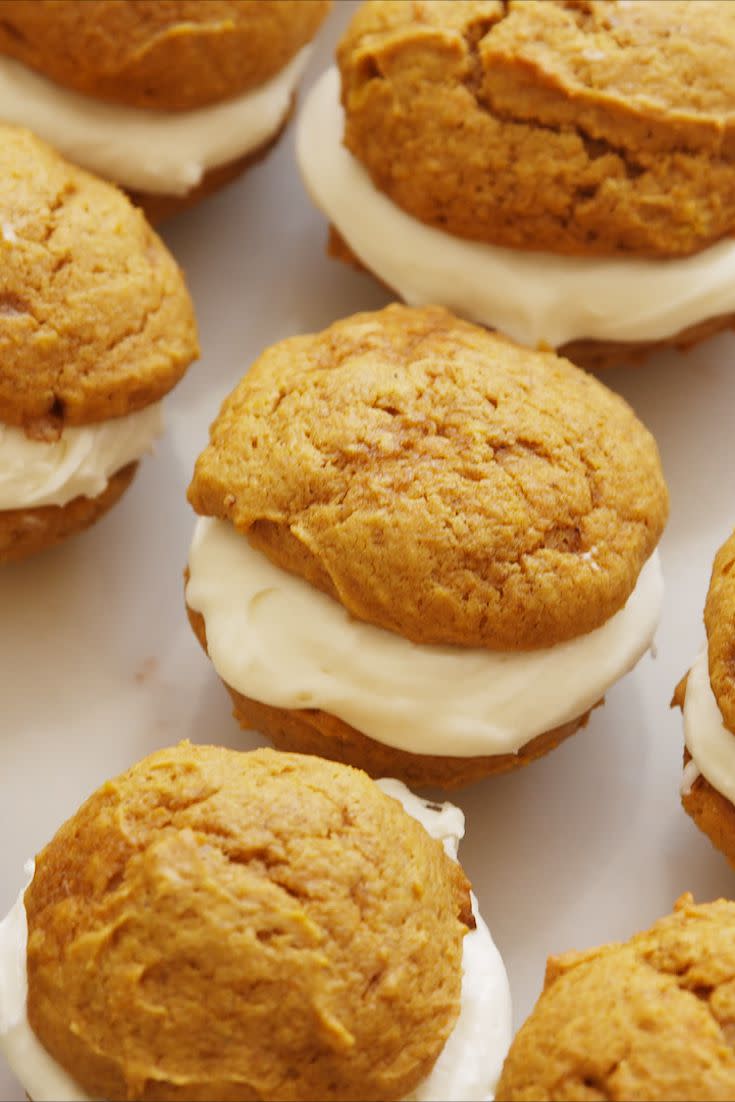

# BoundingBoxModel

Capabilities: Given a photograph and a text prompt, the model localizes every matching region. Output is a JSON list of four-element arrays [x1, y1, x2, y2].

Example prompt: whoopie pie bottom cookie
[[186, 600, 598, 789], [0, 463, 137, 565]]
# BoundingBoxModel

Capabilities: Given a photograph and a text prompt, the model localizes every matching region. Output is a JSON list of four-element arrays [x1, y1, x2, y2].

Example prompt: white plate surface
[[2, 5, 735, 1097]]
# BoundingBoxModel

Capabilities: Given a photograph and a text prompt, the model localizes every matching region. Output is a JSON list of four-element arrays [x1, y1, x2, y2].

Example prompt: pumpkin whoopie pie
[[674, 529, 735, 869], [0, 125, 197, 564], [496, 895, 735, 1102], [0, 0, 331, 220], [185, 304, 668, 788], [298, 0, 735, 368], [0, 743, 512, 1102]]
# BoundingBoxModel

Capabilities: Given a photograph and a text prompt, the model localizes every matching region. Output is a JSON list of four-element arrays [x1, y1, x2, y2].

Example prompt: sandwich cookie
[[186, 304, 668, 787], [674, 529, 735, 868], [0, 0, 332, 219], [0, 743, 512, 1101], [298, 0, 735, 368], [0, 125, 198, 563]]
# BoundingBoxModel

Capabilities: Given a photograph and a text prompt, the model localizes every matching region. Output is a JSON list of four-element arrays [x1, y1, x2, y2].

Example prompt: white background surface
[[2, 4, 735, 1097]]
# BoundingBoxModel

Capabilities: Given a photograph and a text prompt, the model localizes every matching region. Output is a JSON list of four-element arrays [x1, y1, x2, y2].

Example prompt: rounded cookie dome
[[0, 0, 332, 110], [188, 303, 667, 650], [338, 0, 735, 257], [0, 125, 198, 433], [704, 529, 735, 736], [24, 743, 472, 1102], [497, 895, 735, 1101]]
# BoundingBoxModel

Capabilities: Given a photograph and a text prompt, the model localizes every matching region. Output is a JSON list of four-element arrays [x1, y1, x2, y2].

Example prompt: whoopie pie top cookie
[[0, 0, 331, 208], [0, 126, 196, 431], [0, 124, 197, 561], [703, 532, 735, 739], [0, 0, 330, 110], [676, 529, 735, 867], [0, 743, 512, 1101], [298, 0, 735, 360], [190, 303, 666, 650], [337, 0, 734, 258], [496, 894, 735, 1101], [186, 305, 667, 782]]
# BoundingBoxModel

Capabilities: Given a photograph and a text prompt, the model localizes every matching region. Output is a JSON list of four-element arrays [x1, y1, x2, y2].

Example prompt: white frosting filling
[[680, 757, 701, 797], [0, 784, 512, 1102], [186, 517, 663, 757], [0, 403, 163, 509], [683, 646, 735, 806], [376, 781, 512, 1102], [0, 47, 310, 195], [297, 68, 735, 349]]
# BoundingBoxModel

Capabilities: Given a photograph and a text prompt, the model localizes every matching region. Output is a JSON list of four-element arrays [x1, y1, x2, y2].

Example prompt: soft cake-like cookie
[[298, 0, 735, 367], [0, 743, 512, 1101], [674, 530, 735, 867], [0, 125, 198, 563], [186, 304, 667, 787], [496, 895, 735, 1102], [0, 0, 331, 218], [0, 0, 329, 109]]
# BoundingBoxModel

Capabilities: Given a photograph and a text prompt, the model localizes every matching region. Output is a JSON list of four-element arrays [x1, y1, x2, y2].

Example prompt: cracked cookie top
[[0, 0, 331, 110], [497, 894, 735, 1101], [338, 0, 735, 258], [24, 742, 472, 1102], [188, 304, 668, 651], [0, 125, 198, 434], [705, 529, 735, 736]]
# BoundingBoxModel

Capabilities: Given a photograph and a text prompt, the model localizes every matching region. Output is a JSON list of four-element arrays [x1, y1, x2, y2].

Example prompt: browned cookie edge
[[0, 462, 138, 565], [130, 99, 294, 224]]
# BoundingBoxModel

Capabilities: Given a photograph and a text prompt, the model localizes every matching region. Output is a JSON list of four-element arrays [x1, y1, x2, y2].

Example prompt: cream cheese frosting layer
[[683, 646, 735, 807], [0, 47, 310, 195], [0, 783, 512, 1102], [297, 68, 735, 349], [376, 780, 512, 1102], [0, 403, 163, 509], [186, 517, 664, 757]]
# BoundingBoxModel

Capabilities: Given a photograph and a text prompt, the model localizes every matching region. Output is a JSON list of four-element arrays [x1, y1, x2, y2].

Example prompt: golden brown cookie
[[0, 1, 330, 214], [0, 0, 331, 110], [25, 742, 472, 1102], [186, 304, 665, 787], [186, 599, 599, 788], [0, 462, 137, 566], [705, 531, 735, 737], [338, 0, 735, 258], [189, 304, 667, 651], [496, 895, 735, 1102], [0, 125, 197, 431], [0, 125, 197, 560], [327, 226, 735, 372], [673, 532, 735, 866], [680, 748, 735, 873]]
